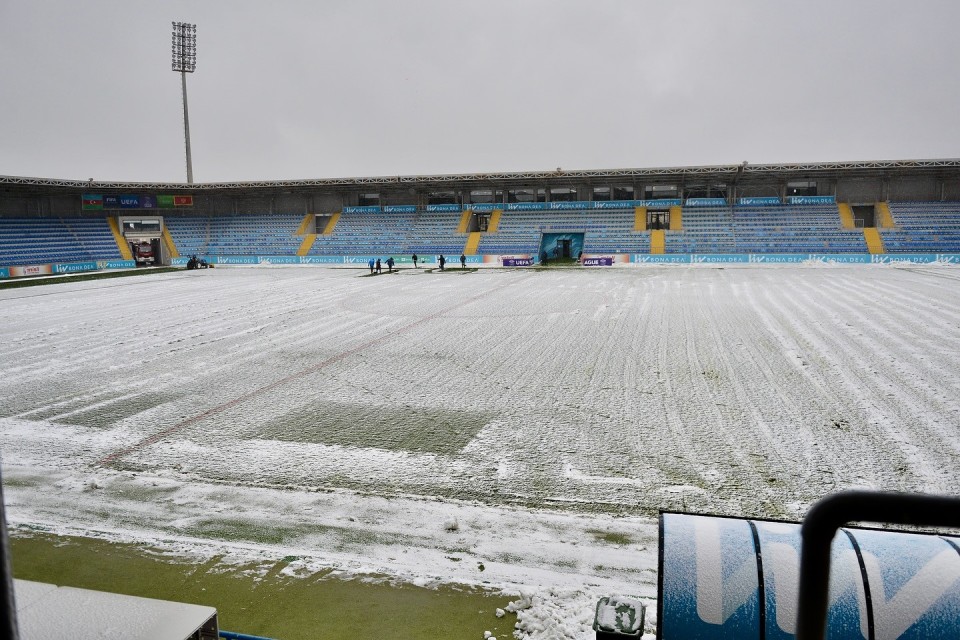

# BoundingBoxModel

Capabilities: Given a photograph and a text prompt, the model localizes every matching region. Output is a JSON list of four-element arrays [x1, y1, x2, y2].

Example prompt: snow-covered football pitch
[[2, 264, 959, 637]]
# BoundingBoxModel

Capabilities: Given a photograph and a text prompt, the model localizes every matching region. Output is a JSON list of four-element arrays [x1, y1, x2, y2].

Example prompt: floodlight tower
[[171, 22, 197, 184]]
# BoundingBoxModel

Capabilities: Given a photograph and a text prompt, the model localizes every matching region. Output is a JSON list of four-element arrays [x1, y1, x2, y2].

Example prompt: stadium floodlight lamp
[[171, 21, 198, 73], [171, 21, 197, 183]]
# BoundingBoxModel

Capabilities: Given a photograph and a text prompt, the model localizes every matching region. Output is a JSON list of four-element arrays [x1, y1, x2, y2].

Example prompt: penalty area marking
[[94, 275, 530, 468]]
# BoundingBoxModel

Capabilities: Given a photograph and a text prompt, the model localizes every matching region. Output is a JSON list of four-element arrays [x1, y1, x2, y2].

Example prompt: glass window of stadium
[[592, 187, 611, 201], [684, 184, 728, 199], [508, 189, 536, 203], [428, 191, 458, 205], [550, 187, 577, 202], [613, 186, 634, 200], [786, 181, 817, 196], [645, 185, 678, 200], [470, 189, 494, 204], [122, 219, 161, 233], [358, 193, 380, 206]]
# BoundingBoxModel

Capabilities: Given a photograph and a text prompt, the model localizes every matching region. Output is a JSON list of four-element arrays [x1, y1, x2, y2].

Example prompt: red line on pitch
[[95, 276, 521, 467]]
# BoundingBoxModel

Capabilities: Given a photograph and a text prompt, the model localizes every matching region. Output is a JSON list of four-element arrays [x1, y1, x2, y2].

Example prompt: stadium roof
[[1, 158, 959, 192]]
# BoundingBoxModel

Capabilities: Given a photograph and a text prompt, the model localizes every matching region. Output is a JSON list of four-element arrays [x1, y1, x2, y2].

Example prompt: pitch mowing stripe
[[94, 274, 530, 468]]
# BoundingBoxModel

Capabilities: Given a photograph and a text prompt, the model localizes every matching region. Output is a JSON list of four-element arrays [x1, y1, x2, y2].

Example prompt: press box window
[[644, 185, 678, 200], [592, 187, 611, 201], [787, 181, 817, 196], [613, 186, 634, 201], [358, 193, 380, 206], [549, 187, 577, 202], [428, 191, 458, 205]]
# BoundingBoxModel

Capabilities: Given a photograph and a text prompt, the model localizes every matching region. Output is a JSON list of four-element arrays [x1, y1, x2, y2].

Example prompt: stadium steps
[[487, 209, 503, 232], [634, 206, 647, 231], [864, 227, 885, 254], [107, 217, 134, 260], [464, 231, 482, 255], [297, 234, 317, 256], [161, 225, 180, 259], [650, 229, 665, 254], [838, 203, 856, 229], [876, 202, 897, 228], [296, 213, 313, 235], [669, 206, 683, 231], [322, 212, 341, 235], [456, 210, 472, 233]]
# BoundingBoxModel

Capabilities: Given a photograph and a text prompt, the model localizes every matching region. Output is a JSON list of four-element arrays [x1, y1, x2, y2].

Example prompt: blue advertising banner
[[787, 195, 836, 205], [426, 204, 463, 212], [469, 203, 499, 213], [502, 257, 535, 267], [582, 256, 614, 266], [258, 256, 301, 265], [591, 201, 635, 210], [505, 202, 549, 211], [660, 513, 960, 640], [737, 197, 782, 206], [119, 195, 141, 209], [215, 256, 258, 265], [104, 196, 120, 209], [299, 256, 344, 264], [632, 255, 690, 264], [383, 205, 416, 213], [96, 259, 136, 269], [142, 195, 157, 209], [54, 261, 99, 274], [342, 206, 381, 213], [549, 201, 593, 210], [0, 267, 8, 279], [685, 198, 728, 207], [690, 254, 750, 263]]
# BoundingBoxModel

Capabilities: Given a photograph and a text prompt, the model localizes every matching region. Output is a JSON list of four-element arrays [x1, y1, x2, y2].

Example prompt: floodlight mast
[[171, 22, 197, 184]]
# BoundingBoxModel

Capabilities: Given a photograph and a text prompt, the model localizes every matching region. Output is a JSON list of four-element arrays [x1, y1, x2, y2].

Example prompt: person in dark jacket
[[460, 253, 466, 269], [375, 258, 381, 274], [438, 255, 446, 270], [412, 253, 418, 268], [387, 257, 395, 273]]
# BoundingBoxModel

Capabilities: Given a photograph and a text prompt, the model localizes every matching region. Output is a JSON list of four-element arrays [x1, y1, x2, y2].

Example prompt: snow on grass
[[2, 263, 959, 637]]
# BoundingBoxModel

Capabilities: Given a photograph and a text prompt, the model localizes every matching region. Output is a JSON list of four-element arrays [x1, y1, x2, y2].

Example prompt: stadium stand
[[0, 217, 121, 266], [308, 209, 416, 257], [881, 202, 960, 253], [4, 201, 960, 268], [164, 214, 303, 256], [476, 208, 651, 255]]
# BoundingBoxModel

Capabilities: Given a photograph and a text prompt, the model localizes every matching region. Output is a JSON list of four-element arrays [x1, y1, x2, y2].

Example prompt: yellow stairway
[[633, 206, 647, 231], [107, 217, 133, 260], [838, 203, 856, 229], [669, 205, 682, 231], [161, 226, 180, 259], [464, 232, 482, 255], [296, 213, 314, 235], [297, 234, 317, 256], [487, 209, 503, 232], [322, 212, 341, 235], [650, 229, 665, 254], [875, 202, 896, 228], [863, 227, 885, 254], [456, 209, 473, 233]]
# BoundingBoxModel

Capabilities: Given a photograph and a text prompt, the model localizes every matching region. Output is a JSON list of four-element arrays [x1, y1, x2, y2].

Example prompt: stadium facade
[[1, 158, 960, 275]]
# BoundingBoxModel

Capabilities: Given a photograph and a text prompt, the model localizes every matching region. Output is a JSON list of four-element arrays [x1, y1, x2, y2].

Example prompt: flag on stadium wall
[[158, 195, 175, 208], [173, 195, 194, 206], [119, 195, 141, 208], [82, 194, 103, 210]]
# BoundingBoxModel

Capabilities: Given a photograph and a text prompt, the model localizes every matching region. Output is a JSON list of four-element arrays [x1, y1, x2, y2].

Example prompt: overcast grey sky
[[1, 1, 958, 183]]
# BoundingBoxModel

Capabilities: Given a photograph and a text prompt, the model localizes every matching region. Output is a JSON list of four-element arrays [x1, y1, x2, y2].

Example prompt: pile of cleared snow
[[502, 588, 656, 640]]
